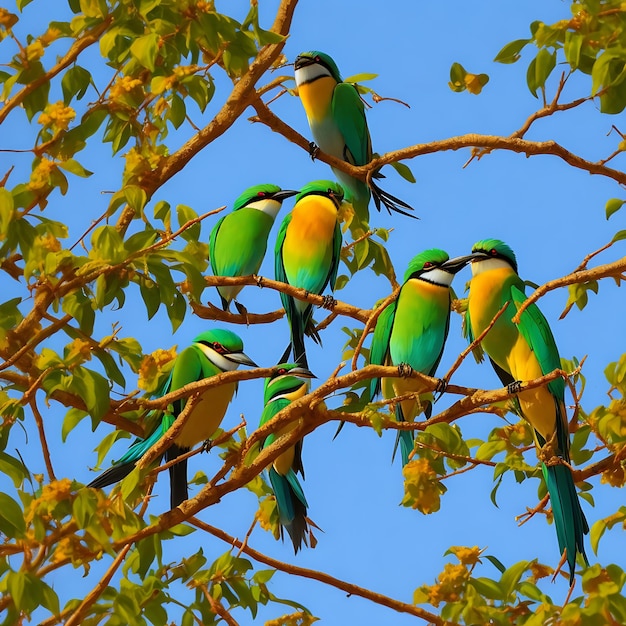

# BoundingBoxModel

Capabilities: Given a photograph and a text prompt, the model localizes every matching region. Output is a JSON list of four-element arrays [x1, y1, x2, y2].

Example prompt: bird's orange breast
[[298, 76, 336, 123]]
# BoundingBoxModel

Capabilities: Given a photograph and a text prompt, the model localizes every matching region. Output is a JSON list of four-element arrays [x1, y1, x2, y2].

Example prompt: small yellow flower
[[529, 561, 553, 583], [138, 346, 177, 391], [110, 76, 143, 99], [28, 158, 57, 192], [38, 102, 76, 132], [448, 545, 484, 567]]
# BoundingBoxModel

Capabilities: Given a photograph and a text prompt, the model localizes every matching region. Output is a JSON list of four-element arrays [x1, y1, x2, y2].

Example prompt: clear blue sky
[[2, 1, 625, 623]]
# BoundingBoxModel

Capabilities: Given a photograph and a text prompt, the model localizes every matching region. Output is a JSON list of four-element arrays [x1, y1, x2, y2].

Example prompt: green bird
[[209, 184, 298, 314], [294, 50, 414, 221], [259, 363, 316, 552], [465, 238, 588, 583], [88, 329, 257, 509], [275, 180, 344, 367], [368, 249, 471, 465]]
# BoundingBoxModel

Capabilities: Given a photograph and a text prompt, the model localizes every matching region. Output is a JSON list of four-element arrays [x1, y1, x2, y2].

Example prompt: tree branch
[[190, 518, 455, 626]]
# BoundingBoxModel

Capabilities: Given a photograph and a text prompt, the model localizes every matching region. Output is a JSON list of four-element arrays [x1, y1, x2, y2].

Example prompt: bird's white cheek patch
[[471, 258, 511, 276], [196, 344, 240, 371], [295, 64, 332, 86], [421, 268, 454, 286], [249, 199, 281, 219]]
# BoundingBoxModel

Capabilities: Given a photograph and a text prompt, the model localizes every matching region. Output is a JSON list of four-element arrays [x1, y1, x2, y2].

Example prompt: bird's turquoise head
[[296, 180, 345, 209], [232, 184, 298, 213], [263, 363, 316, 404], [404, 248, 469, 286], [294, 51, 342, 85], [470, 239, 518, 273], [193, 329, 258, 371]]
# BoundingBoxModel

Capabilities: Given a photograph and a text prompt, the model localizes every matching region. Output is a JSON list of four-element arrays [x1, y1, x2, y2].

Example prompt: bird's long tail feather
[[269, 467, 308, 553], [167, 444, 189, 509], [370, 179, 417, 219], [87, 462, 135, 489], [543, 462, 589, 584], [393, 404, 415, 467]]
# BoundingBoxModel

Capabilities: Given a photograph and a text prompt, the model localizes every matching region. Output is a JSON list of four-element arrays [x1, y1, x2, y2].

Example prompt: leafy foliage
[[0, 0, 624, 624]]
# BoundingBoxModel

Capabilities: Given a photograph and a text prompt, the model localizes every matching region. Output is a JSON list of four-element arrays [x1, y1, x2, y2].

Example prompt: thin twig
[[189, 518, 454, 626]]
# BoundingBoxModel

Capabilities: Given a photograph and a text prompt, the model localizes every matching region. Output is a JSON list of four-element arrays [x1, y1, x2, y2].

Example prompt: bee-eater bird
[[259, 363, 316, 552], [368, 249, 471, 465], [465, 238, 588, 583], [294, 50, 414, 221], [275, 180, 343, 367], [209, 184, 298, 314], [88, 329, 257, 509]]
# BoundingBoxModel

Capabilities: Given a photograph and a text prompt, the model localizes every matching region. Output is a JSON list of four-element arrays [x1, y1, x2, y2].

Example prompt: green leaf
[[124, 185, 148, 215], [71, 366, 111, 421], [166, 291, 187, 332], [0, 452, 29, 487], [62, 408, 89, 442], [590, 518, 607, 555], [500, 560, 529, 598], [61, 65, 92, 104], [344, 72, 378, 83], [389, 160, 416, 183], [564, 32, 583, 70], [130, 33, 159, 72], [605, 198, 625, 220], [58, 158, 93, 178], [470, 577, 503, 600], [0, 493, 26, 537], [612, 229, 626, 242], [168, 93, 186, 129], [176, 204, 200, 242], [494, 39, 530, 64], [448, 62, 467, 92]]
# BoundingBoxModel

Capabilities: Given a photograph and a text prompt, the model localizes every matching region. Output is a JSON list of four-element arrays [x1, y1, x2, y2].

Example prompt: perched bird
[[294, 50, 414, 221], [465, 238, 588, 583], [209, 184, 297, 314], [88, 329, 257, 508], [259, 363, 316, 552], [368, 249, 470, 465], [275, 180, 343, 366]]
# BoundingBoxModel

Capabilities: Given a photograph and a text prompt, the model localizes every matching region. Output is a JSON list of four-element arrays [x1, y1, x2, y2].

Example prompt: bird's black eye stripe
[[270, 367, 288, 380], [198, 340, 227, 354]]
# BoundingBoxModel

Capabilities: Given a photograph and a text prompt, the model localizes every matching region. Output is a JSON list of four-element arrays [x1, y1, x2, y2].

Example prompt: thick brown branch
[[115, 0, 298, 232], [198, 274, 370, 324]]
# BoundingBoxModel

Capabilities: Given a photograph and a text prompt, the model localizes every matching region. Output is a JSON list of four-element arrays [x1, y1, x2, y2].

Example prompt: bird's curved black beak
[[287, 366, 316, 379], [441, 254, 476, 274], [272, 189, 298, 202], [294, 55, 315, 71], [226, 351, 258, 367]]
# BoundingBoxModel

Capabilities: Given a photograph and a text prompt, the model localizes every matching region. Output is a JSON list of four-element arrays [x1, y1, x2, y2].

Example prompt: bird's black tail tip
[[370, 179, 417, 219]]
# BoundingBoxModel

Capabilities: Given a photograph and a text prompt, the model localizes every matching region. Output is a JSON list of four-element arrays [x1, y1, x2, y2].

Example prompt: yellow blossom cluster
[[38, 102, 76, 133], [138, 346, 177, 391], [28, 158, 57, 192], [426, 562, 470, 607], [401, 458, 443, 514], [447, 545, 484, 567], [110, 76, 144, 99]]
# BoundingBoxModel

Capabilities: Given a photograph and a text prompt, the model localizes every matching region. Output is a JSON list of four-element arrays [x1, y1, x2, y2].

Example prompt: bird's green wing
[[332, 82, 371, 166], [510, 283, 565, 399], [368, 300, 397, 401], [259, 397, 290, 444], [328, 220, 342, 291], [168, 346, 209, 415], [208, 215, 226, 275]]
